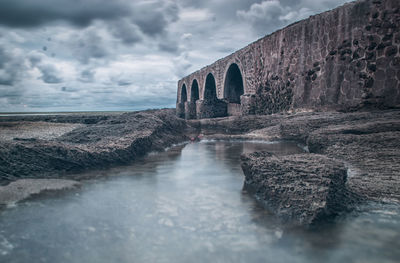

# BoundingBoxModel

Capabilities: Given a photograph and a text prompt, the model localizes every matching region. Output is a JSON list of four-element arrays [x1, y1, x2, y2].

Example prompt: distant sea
[[0, 111, 132, 117]]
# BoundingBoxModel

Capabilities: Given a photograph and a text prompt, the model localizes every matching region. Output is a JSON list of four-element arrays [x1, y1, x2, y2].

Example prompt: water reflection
[[0, 141, 399, 263]]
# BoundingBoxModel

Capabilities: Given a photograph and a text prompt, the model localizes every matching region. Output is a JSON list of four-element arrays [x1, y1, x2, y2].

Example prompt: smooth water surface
[[0, 141, 399, 263]]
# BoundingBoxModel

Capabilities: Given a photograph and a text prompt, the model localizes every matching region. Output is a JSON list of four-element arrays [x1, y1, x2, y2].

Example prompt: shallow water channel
[[0, 140, 399, 263]]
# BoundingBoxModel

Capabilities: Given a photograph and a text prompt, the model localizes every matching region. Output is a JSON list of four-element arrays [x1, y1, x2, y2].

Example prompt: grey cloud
[[237, 0, 350, 35], [237, 0, 294, 35], [0, 46, 8, 69], [70, 29, 108, 64], [216, 46, 235, 53], [61, 86, 79, 92], [158, 37, 180, 53], [0, 0, 180, 41], [108, 19, 142, 45], [109, 74, 133, 87], [117, 80, 132, 87], [134, 14, 168, 37], [132, 1, 179, 36], [28, 52, 43, 67], [0, 45, 26, 85], [28, 52, 63, 84], [79, 69, 95, 83], [178, 0, 258, 18], [173, 53, 192, 78], [37, 63, 63, 84], [0, 0, 130, 28]]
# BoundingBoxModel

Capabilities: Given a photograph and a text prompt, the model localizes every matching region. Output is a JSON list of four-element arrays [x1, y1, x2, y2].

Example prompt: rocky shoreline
[[190, 109, 400, 201], [190, 109, 400, 226], [0, 109, 188, 184], [1, 108, 399, 226]]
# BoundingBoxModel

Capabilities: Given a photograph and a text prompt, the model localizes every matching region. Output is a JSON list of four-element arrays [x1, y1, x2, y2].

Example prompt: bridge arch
[[223, 63, 244, 103], [223, 63, 244, 116], [203, 73, 217, 101]]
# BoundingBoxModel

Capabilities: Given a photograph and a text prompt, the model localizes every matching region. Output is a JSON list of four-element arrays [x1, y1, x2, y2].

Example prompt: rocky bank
[[0, 109, 188, 185]]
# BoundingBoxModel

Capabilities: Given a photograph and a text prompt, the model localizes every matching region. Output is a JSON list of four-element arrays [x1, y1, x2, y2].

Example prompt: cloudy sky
[[0, 0, 351, 112]]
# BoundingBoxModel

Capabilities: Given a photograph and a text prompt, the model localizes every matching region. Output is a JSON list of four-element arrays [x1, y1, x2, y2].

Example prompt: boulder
[[240, 152, 348, 226]]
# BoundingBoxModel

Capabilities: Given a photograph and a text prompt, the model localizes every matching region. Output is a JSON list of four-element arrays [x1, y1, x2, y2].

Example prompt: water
[[0, 111, 128, 117], [0, 140, 399, 263]]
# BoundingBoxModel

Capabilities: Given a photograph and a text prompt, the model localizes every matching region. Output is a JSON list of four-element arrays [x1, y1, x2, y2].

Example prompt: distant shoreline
[[0, 111, 131, 117]]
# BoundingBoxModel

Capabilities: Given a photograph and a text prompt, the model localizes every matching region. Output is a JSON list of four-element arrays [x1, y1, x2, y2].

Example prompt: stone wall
[[177, 0, 400, 119]]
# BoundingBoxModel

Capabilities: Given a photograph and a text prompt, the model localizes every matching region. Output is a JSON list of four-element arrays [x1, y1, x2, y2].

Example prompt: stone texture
[[188, 109, 400, 202], [176, 102, 185, 119], [185, 101, 197, 119], [196, 99, 227, 119], [0, 109, 188, 184], [307, 120, 400, 200], [240, 152, 348, 226], [177, 0, 400, 119]]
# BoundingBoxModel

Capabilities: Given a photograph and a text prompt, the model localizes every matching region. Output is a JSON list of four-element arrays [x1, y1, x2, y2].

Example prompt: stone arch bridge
[[176, 0, 400, 119]]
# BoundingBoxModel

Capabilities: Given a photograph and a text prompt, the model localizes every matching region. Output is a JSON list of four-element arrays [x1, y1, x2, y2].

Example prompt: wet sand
[[0, 179, 80, 206], [0, 121, 83, 142]]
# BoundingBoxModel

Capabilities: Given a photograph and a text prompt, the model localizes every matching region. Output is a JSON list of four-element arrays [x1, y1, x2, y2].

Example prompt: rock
[[240, 152, 348, 226], [307, 120, 400, 200], [0, 109, 188, 184]]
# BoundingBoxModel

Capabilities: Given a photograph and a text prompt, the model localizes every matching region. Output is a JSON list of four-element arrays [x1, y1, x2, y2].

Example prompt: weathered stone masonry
[[176, 0, 400, 119]]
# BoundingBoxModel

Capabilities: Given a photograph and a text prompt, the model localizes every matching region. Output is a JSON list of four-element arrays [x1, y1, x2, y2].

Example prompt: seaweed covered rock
[[240, 152, 348, 226]]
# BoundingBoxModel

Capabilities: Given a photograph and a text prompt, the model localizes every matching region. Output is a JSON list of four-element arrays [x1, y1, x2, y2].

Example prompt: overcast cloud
[[0, 0, 350, 112]]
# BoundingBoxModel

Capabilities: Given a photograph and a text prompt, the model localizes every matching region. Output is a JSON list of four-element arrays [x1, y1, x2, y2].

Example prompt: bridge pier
[[196, 100, 227, 119], [227, 103, 241, 116], [240, 94, 257, 115], [176, 102, 185, 119], [185, 101, 197, 119]]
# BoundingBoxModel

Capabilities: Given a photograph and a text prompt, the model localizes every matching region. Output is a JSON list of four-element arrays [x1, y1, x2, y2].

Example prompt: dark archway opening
[[181, 84, 187, 103], [191, 79, 199, 102], [187, 79, 200, 119], [204, 73, 217, 101], [224, 63, 244, 104]]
